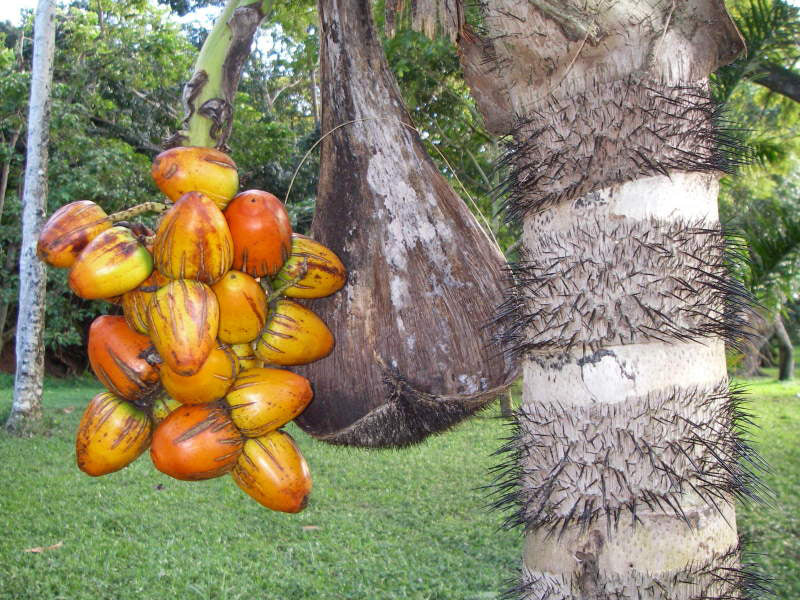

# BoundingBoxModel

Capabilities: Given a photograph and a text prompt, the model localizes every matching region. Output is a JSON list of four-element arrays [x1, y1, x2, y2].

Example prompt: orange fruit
[[151, 146, 239, 209], [224, 190, 291, 278], [152, 191, 233, 284], [225, 367, 312, 437], [160, 344, 239, 405], [121, 270, 169, 335], [68, 226, 153, 299], [150, 403, 243, 481], [87, 315, 159, 403], [147, 279, 219, 376], [230, 343, 263, 370], [231, 430, 311, 513], [272, 234, 346, 299], [211, 270, 268, 344]]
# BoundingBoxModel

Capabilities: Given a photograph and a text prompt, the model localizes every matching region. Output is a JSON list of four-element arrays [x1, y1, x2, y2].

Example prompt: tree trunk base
[[4, 406, 45, 437]]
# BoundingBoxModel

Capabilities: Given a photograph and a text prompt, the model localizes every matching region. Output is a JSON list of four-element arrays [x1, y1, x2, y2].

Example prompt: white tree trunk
[[6, 0, 57, 433], [457, 1, 763, 597]]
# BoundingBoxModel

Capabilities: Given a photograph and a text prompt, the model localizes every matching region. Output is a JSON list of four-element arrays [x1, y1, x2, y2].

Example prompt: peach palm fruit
[[211, 270, 268, 344], [150, 402, 243, 481], [272, 234, 346, 299], [231, 343, 263, 370], [148, 279, 219, 376], [68, 226, 153, 299], [37, 200, 111, 268], [160, 344, 239, 405], [76, 392, 152, 476], [150, 391, 182, 425], [224, 190, 292, 278], [231, 430, 311, 513], [152, 191, 233, 284], [151, 146, 239, 209], [121, 270, 169, 335], [254, 299, 334, 366], [225, 368, 312, 437], [87, 315, 160, 403]]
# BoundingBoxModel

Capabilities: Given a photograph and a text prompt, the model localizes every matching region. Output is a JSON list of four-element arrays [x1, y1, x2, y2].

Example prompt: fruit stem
[[175, 0, 274, 149], [266, 258, 308, 302], [108, 202, 169, 223]]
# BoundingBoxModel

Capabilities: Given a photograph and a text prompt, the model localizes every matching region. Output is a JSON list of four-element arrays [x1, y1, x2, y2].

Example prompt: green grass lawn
[[0, 373, 797, 599], [733, 370, 800, 600]]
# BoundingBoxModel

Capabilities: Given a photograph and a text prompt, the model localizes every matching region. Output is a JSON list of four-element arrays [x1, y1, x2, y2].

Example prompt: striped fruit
[[254, 299, 334, 366], [152, 191, 233, 284], [68, 226, 153, 299], [225, 368, 312, 437], [160, 344, 239, 405], [231, 430, 312, 513], [230, 343, 263, 370], [150, 391, 182, 425], [211, 270, 268, 344], [121, 270, 169, 335], [37, 200, 110, 269], [76, 392, 152, 476], [272, 234, 346, 299], [87, 315, 159, 403], [151, 146, 239, 209], [147, 279, 219, 376], [150, 402, 243, 481]]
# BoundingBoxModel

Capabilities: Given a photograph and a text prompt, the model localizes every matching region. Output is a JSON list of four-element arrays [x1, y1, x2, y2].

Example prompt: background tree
[[716, 0, 800, 378], [6, 0, 56, 433]]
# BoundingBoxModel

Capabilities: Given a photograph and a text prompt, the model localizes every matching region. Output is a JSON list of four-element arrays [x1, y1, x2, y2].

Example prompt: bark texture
[[774, 313, 793, 381], [6, 0, 56, 433], [294, 0, 516, 447], [457, 1, 764, 598], [753, 62, 800, 104]]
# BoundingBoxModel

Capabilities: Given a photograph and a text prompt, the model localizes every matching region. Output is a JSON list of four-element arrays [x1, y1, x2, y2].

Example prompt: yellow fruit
[[231, 430, 311, 513], [37, 200, 110, 268], [150, 391, 182, 425], [254, 299, 334, 366], [76, 392, 152, 476], [211, 270, 268, 344], [273, 234, 347, 299], [151, 146, 239, 210], [148, 279, 219, 376], [68, 226, 153, 299], [230, 343, 263, 370], [160, 344, 239, 405], [121, 271, 169, 335], [225, 368, 312, 437], [152, 191, 233, 284]]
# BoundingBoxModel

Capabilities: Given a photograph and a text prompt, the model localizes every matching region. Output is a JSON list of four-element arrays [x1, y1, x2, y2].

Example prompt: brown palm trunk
[[293, 0, 517, 447]]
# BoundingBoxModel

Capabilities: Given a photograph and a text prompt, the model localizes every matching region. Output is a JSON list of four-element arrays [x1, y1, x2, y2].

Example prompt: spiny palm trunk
[[459, 1, 766, 597]]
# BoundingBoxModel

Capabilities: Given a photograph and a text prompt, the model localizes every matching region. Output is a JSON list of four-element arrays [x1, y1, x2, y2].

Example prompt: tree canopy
[[0, 0, 798, 374]]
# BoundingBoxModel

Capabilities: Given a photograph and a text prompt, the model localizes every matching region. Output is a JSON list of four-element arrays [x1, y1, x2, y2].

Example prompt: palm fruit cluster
[[36, 146, 347, 513]]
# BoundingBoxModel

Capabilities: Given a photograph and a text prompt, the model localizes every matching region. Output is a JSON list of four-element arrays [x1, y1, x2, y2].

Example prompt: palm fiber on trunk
[[293, 0, 516, 447]]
